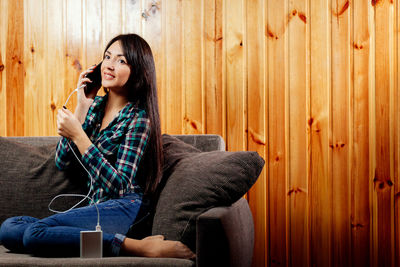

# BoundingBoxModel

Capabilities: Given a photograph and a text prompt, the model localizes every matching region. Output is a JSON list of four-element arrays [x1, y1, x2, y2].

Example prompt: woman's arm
[[55, 65, 99, 169], [80, 111, 150, 198]]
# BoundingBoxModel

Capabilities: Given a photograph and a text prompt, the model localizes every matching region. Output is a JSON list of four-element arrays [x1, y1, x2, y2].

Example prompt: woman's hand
[[76, 64, 99, 105], [57, 107, 86, 143], [73, 64, 100, 123]]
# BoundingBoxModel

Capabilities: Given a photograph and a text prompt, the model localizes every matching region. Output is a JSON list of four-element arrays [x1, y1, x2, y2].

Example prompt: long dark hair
[[104, 34, 163, 195]]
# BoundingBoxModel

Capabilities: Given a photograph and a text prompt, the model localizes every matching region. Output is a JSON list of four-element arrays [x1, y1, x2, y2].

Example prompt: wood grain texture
[[246, 0, 267, 266], [331, 0, 351, 266], [164, 0, 183, 134], [204, 0, 224, 137], [266, 0, 288, 265], [395, 2, 400, 267], [309, 0, 332, 266], [225, 0, 246, 152], [0, 0, 8, 136], [6, 0, 24, 136], [287, 0, 309, 266], [182, 0, 203, 134], [0, 1, 400, 266], [374, 1, 395, 266], [352, 1, 372, 266]]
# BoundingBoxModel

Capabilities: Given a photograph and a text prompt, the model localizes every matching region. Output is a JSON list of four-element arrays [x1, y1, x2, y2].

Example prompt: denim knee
[[0, 217, 27, 252], [22, 222, 45, 253]]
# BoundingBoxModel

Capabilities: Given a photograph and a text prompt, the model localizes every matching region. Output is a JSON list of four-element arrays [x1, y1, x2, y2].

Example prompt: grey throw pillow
[[152, 135, 264, 251]]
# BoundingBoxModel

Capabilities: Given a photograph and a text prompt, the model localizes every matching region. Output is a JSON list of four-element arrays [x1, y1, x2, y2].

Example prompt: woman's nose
[[106, 63, 114, 70]]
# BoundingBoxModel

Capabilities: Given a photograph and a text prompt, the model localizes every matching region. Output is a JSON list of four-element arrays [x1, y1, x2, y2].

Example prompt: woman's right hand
[[76, 64, 98, 105], [72, 64, 98, 123]]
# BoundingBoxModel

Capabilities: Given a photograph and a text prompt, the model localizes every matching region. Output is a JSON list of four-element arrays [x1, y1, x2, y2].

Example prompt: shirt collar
[[92, 93, 141, 122]]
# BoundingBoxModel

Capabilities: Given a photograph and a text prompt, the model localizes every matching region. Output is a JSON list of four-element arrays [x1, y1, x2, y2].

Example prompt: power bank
[[80, 230, 103, 258]]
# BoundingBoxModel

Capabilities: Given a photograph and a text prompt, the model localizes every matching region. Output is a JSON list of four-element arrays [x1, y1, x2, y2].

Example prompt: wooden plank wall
[[0, 0, 399, 266]]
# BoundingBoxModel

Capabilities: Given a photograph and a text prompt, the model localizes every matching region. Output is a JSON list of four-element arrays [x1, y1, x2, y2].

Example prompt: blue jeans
[[0, 193, 145, 257]]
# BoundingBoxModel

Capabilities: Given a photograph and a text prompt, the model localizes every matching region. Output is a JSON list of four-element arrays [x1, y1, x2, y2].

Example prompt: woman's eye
[[104, 55, 110, 60], [119, 59, 126, 64]]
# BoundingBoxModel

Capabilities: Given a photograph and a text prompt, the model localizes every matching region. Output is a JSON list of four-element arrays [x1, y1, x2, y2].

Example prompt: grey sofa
[[0, 135, 262, 267]]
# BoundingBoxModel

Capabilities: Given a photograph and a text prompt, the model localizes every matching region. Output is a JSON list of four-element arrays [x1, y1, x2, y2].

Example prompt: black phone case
[[85, 62, 102, 96]]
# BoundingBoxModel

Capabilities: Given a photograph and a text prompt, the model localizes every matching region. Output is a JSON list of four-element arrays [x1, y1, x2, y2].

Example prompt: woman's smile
[[103, 72, 115, 80]]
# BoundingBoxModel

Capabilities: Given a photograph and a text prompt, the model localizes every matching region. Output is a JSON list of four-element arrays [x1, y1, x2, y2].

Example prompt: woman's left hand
[[57, 107, 86, 142]]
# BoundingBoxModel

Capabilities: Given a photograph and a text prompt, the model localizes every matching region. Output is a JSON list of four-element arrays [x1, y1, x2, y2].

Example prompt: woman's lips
[[103, 72, 115, 80]]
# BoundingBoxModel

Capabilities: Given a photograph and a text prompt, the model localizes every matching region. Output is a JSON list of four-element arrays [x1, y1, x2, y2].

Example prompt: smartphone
[[84, 62, 102, 97]]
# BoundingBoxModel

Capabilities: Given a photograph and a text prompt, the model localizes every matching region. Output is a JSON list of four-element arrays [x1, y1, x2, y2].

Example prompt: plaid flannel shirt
[[55, 94, 150, 203]]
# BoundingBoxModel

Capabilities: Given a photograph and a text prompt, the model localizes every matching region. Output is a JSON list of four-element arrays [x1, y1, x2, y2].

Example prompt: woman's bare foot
[[121, 235, 196, 259]]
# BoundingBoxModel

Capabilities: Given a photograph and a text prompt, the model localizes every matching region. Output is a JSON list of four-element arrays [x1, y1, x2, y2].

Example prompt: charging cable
[[48, 85, 101, 231]]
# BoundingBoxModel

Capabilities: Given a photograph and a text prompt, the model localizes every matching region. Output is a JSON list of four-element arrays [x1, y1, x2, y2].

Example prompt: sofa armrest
[[196, 198, 254, 267]]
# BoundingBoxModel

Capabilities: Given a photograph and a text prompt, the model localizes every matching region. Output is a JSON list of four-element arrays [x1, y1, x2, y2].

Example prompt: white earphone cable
[[48, 86, 101, 230]]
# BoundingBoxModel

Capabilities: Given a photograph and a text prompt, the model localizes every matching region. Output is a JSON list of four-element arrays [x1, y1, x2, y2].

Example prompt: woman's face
[[101, 41, 131, 92]]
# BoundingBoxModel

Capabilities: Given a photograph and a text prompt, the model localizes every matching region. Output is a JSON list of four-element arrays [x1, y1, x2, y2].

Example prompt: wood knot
[[72, 59, 82, 71], [184, 116, 199, 131], [371, 0, 380, 6], [354, 43, 364, 50], [334, 0, 349, 16], [351, 223, 364, 228], [0, 64, 4, 72], [298, 12, 307, 23], [379, 182, 385, 189], [50, 102, 56, 111], [288, 187, 305, 196], [266, 26, 278, 40], [330, 142, 346, 149], [247, 128, 266, 146]]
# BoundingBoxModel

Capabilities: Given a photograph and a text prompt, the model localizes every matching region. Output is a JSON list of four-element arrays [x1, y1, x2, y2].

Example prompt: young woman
[[0, 34, 195, 259]]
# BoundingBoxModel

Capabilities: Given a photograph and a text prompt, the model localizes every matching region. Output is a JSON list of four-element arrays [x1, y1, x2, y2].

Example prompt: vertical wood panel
[[142, 0, 162, 133], [204, 0, 224, 137], [331, 0, 351, 266], [64, 0, 83, 111], [374, 1, 395, 266], [310, 0, 332, 266], [85, 0, 103, 66], [0, 0, 8, 136], [164, 0, 183, 134], [395, 1, 400, 266], [103, 0, 123, 43], [46, 0, 65, 136], [123, 0, 142, 34], [182, 0, 203, 134], [24, 0, 45, 136], [287, 0, 309, 266], [246, 0, 267, 266], [6, 0, 24, 136], [351, 0, 371, 266], [225, 0, 246, 152], [266, 0, 288, 265]]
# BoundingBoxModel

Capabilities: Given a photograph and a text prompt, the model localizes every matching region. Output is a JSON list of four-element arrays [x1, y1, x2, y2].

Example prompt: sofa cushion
[[0, 137, 86, 226], [152, 135, 264, 252]]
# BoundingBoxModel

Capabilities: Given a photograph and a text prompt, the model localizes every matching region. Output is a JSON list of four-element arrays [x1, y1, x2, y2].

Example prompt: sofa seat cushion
[[0, 245, 194, 267], [152, 135, 264, 252]]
